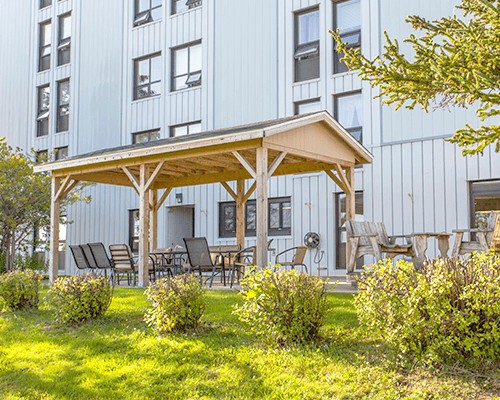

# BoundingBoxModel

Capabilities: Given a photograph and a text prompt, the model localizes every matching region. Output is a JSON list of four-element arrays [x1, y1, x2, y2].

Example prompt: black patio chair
[[69, 245, 93, 274], [183, 237, 224, 288], [229, 245, 256, 288], [80, 244, 99, 271], [88, 242, 115, 279]]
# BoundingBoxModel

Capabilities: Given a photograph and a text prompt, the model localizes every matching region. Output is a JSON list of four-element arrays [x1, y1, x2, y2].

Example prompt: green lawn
[[0, 287, 498, 400]]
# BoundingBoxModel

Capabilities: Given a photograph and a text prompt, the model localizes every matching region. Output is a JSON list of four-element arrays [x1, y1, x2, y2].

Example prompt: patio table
[[149, 249, 188, 279], [412, 232, 452, 269]]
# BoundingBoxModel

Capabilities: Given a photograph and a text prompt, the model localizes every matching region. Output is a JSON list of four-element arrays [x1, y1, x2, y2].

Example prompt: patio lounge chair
[[69, 245, 93, 274], [451, 211, 499, 256], [88, 242, 115, 278], [183, 237, 224, 288], [275, 246, 308, 273], [109, 244, 155, 285], [229, 245, 256, 288]]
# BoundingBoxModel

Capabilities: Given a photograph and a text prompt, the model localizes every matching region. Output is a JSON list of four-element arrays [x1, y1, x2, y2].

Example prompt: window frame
[[171, 41, 202, 92], [219, 197, 292, 238], [58, 13, 71, 66], [40, 0, 52, 9], [57, 79, 70, 133], [37, 85, 50, 137], [132, 129, 161, 144], [35, 150, 49, 164], [333, 0, 361, 74], [172, 0, 201, 15], [334, 91, 362, 143], [294, 7, 320, 83], [169, 121, 202, 137], [134, 0, 162, 27], [134, 53, 162, 100], [39, 20, 52, 72], [469, 179, 500, 230], [54, 146, 68, 161], [294, 98, 321, 115]]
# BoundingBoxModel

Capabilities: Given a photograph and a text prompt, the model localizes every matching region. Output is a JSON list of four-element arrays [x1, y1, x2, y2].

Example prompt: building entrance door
[[166, 206, 194, 249]]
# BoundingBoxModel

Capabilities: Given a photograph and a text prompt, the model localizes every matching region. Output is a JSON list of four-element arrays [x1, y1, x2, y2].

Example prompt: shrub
[[145, 274, 206, 334], [48, 274, 113, 324], [234, 267, 330, 345], [0, 269, 41, 310], [15, 253, 48, 274], [355, 252, 500, 364]]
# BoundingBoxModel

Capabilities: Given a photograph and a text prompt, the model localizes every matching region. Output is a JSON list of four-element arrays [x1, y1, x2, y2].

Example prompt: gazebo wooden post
[[138, 164, 150, 287], [149, 189, 158, 252], [255, 148, 268, 268], [345, 166, 355, 274], [49, 175, 61, 283], [236, 179, 245, 249]]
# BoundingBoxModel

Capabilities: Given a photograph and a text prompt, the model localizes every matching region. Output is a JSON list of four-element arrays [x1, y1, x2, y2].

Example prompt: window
[[170, 121, 202, 137], [171, 42, 202, 91], [134, 54, 161, 100], [129, 209, 140, 254], [40, 0, 51, 9], [39, 20, 51, 72], [469, 180, 500, 230], [58, 13, 71, 66], [172, 0, 201, 15], [335, 92, 362, 142], [55, 146, 68, 160], [219, 197, 292, 238], [295, 99, 321, 115], [333, 0, 361, 74], [132, 129, 161, 143], [57, 80, 70, 133], [134, 0, 162, 26], [35, 150, 49, 164], [37, 85, 50, 137], [294, 8, 319, 82], [336, 191, 363, 269]]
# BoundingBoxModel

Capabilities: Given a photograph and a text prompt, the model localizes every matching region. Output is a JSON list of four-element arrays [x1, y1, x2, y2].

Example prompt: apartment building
[[1, 0, 499, 276]]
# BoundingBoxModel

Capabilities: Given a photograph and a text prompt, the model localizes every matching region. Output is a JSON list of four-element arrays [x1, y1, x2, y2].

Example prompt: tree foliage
[[0, 138, 90, 272], [330, 0, 500, 155]]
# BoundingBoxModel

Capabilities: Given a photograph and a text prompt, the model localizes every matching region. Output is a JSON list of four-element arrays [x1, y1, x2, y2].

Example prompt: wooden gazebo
[[34, 112, 372, 286]]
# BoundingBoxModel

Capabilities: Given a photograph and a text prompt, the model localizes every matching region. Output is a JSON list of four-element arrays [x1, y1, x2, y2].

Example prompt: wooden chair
[[452, 212, 499, 256], [345, 221, 415, 273], [275, 246, 308, 273], [109, 244, 155, 285]]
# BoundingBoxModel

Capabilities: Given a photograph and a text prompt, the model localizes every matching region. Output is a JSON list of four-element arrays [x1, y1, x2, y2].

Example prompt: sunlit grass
[[0, 287, 497, 399]]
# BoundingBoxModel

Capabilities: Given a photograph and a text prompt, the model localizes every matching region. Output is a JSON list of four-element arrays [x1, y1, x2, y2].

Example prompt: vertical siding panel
[[412, 142, 424, 233], [371, 148, 383, 223], [433, 140, 446, 239], [444, 142, 457, 233], [401, 143, 413, 234], [391, 145, 403, 235], [381, 146, 392, 230], [455, 145, 469, 229]]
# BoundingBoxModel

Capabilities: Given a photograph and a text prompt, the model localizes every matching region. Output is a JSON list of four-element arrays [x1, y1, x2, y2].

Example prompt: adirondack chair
[[345, 221, 415, 273], [451, 211, 499, 256]]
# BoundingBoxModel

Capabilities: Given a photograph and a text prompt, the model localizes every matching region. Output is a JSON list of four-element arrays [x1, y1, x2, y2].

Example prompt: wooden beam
[[264, 143, 355, 168], [138, 164, 150, 287], [325, 170, 347, 193], [221, 182, 237, 201], [121, 166, 140, 194], [61, 179, 80, 199], [145, 161, 165, 192], [150, 189, 158, 252], [267, 152, 287, 177], [71, 172, 135, 188], [255, 147, 268, 269], [236, 179, 245, 249], [177, 159, 221, 173], [49, 175, 60, 283], [334, 165, 352, 195], [233, 151, 257, 179], [55, 175, 72, 202], [152, 168, 252, 190], [155, 188, 172, 212], [243, 182, 256, 203]]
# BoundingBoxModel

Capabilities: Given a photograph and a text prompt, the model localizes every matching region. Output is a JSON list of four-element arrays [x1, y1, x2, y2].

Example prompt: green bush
[[234, 267, 330, 345], [356, 252, 500, 364], [15, 253, 48, 274], [145, 274, 205, 334], [0, 269, 41, 310], [48, 274, 113, 324]]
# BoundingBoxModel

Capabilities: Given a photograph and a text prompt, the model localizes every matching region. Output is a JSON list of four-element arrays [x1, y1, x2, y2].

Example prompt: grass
[[0, 287, 499, 400]]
